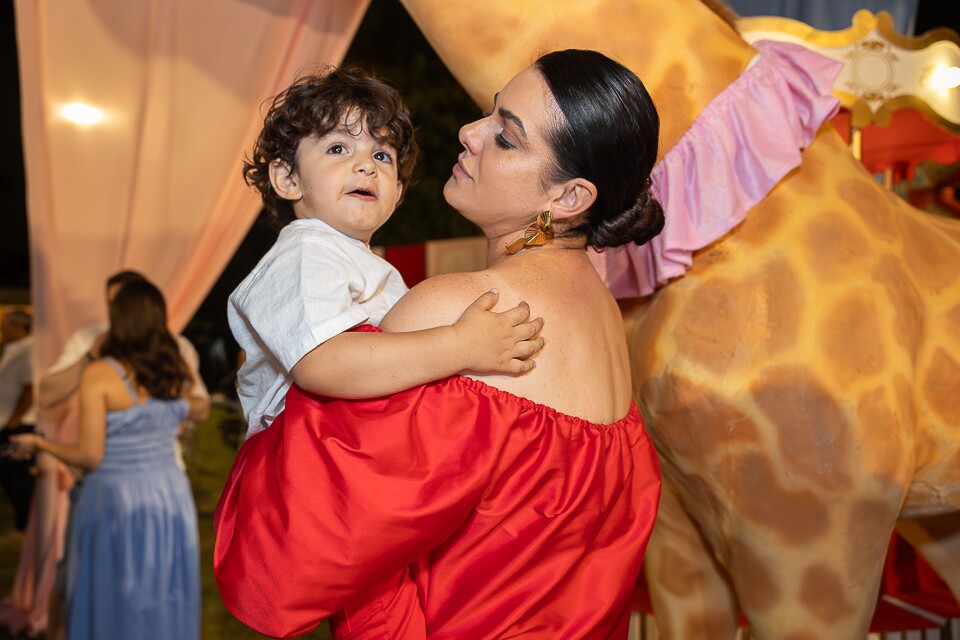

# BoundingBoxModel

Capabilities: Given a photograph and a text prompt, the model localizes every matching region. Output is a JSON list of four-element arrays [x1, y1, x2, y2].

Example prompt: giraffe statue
[[399, 1, 960, 638]]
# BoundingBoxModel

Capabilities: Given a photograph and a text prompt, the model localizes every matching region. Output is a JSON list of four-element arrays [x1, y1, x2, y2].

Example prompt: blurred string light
[[60, 102, 104, 126], [929, 65, 960, 90]]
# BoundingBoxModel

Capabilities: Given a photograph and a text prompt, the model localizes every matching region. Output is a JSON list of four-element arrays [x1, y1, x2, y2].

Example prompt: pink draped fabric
[[4, 1, 369, 635], [588, 41, 843, 298]]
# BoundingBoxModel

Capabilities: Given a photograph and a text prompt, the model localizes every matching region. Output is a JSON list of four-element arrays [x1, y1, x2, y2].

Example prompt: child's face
[[270, 110, 403, 243]]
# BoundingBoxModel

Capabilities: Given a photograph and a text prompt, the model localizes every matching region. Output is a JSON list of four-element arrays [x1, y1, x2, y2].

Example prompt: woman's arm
[[185, 381, 211, 422], [11, 361, 110, 470], [291, 289, 543, 398]]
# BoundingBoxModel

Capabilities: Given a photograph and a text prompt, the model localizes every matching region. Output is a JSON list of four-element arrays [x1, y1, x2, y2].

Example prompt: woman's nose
[[459, 118, 483, 154]]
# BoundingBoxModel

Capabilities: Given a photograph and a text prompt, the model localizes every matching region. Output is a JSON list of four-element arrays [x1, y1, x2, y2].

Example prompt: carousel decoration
[[737, 10, 959, 131], [739, 10, 960, 192]]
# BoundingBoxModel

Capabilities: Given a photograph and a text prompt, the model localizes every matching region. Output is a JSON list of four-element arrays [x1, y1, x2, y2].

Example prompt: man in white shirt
[[0, 308, 37, 531]]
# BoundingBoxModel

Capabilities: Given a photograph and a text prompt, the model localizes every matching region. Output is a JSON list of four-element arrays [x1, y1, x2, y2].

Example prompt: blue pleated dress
[[65, 358, 200, 640]]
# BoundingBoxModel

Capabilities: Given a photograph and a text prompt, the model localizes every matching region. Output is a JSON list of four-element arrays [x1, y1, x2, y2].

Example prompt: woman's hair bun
[[588, 188, 664, 250]]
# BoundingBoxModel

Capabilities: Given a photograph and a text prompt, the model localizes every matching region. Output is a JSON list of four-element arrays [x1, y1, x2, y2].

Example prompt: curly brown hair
[[100, 280, 191, 401], [244, 65, 419, 231]]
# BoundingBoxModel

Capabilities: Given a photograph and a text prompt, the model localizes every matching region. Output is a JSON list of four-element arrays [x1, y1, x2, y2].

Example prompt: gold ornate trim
[[738, 10, 960, 50], [738, 10, 960, 133]]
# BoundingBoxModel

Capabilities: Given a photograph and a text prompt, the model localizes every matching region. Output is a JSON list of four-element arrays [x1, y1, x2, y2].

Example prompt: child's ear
[[269, 159, 302, 201], [551, 179, 596, 220], [395, 181, 404, 206]]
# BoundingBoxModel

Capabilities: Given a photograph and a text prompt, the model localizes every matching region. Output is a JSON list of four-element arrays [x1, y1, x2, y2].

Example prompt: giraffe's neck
[[399, 0, 755, 153]]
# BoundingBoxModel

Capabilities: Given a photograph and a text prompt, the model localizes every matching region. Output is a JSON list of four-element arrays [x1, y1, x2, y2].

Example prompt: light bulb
[[929, 66, 960, 90], [60, 102, 104, 126]]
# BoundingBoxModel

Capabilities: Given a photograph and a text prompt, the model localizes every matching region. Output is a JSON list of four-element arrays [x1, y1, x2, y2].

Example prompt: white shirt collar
[[288, 217, 369, 248]]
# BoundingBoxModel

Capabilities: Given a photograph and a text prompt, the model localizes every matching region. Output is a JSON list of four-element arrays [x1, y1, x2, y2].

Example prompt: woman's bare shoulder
[[381, 271, 502, 332], [79, 359, 127, 397], [82, 359, 117, 383]]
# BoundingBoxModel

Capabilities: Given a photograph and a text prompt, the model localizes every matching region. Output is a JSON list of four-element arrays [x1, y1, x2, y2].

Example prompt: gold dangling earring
[[505, 211, 554, 255]]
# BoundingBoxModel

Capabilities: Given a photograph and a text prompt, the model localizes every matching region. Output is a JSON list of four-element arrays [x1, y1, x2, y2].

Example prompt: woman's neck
[[485, 233, 587, 267], [487, 234, 586, 268]]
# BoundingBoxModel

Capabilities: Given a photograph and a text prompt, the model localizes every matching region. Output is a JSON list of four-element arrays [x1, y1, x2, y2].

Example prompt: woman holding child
[[216, 49, 664, 638]]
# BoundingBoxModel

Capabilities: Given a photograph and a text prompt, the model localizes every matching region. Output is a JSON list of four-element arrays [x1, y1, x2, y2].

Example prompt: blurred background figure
[[39, 271, 209, 457], [10, 279, 209, 640], [0, 271, 209, 638], [0, 307, 35, 532]]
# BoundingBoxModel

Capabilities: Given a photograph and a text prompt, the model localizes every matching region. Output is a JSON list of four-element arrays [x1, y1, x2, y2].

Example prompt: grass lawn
[[0, 406, 331, 639]]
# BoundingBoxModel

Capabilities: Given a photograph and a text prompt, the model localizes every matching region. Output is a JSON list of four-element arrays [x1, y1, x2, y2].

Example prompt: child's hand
[[453, 290, 545, 375]]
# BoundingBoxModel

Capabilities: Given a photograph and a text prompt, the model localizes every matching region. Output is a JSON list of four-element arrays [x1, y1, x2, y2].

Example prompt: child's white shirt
[[228, 218, 407, 438]]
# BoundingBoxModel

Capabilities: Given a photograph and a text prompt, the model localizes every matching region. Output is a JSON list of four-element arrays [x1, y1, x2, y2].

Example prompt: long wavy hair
[[100, 280, 190, 400]]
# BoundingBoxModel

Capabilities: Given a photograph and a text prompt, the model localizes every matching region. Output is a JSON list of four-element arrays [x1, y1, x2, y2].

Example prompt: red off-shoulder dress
[[214, 343, 660, 639]]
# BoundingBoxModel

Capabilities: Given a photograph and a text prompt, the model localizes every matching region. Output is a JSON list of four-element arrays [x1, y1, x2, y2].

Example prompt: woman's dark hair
[[245, 65, 419, 231], [105, 269, 146, 295], [535, 49, 664, 250], [100, 280, 190, 401]]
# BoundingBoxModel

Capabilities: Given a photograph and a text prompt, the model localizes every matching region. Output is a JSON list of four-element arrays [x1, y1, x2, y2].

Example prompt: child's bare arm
[[290, 290, 543, 398]]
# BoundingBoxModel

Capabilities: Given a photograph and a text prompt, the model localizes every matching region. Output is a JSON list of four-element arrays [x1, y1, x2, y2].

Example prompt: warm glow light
[[60, 102, 104, 126], [930, 65, 960, 90]]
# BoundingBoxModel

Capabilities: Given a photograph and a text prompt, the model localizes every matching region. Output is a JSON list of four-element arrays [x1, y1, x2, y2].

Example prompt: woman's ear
[[269, 159, 302, 201], [551, 179, 596, 220]]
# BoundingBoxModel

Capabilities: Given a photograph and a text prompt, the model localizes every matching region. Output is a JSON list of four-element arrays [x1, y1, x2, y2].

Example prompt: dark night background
[[0, 1, 958, 392]]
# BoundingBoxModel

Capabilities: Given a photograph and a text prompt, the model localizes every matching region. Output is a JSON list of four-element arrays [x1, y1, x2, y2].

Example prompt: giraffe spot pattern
[[847, 497, 899, 581], [898, 212, 959, 294], [728, 538, 780, 614], [818, 293, 887, 390], [656, 542, 707, 597], [799, 564, 856, 624], [949, 302, 960, 333], [752, 366, 854, 492], [873, 256, 924, 357], [642, 375, 759, 461], [723, 452, 829, 545], [730, 200, 785, 247], [656, 61, 703, 153], [802, 211, 871, 282], [924, 349, 960, 426], [675, 258, 802, 376], [682, 609, 739, 640], [837, 178, 898, 243], [855, 386, 911, 485]]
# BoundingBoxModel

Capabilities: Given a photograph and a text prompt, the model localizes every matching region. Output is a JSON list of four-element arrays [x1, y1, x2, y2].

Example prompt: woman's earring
[[505, 211, 554, 254]]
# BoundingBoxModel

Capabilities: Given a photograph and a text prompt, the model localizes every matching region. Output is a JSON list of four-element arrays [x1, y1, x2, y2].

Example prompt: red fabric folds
[[214, 342, 660, 638]]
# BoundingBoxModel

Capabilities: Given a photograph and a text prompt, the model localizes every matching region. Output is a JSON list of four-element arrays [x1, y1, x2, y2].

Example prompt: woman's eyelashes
[[494, 132, 514, 150], [480, 109, 514, 150]]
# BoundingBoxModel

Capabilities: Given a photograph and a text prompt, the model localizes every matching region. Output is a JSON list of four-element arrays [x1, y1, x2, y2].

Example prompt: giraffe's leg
[[733, 503, 901, 640], [896, 513, 960, 602], [645, 479, 739, 640]]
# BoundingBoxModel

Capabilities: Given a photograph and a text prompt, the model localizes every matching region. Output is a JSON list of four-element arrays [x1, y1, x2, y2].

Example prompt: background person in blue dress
[[10, 279, 209, 640]]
